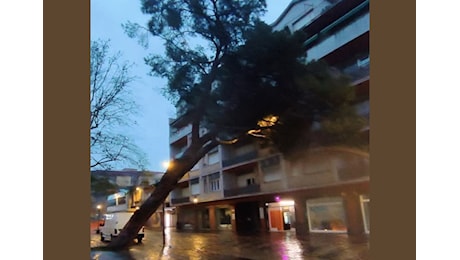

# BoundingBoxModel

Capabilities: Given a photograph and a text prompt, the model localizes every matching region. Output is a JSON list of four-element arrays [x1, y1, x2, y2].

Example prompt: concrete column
[[208, 206, 217, 230], [294, 196, 309, 237], [258, 203, 268, 232], [194, 209, 200, 231], [175, 207, 182, 230], [342, 192, 365, 236], [231, 207, 236, 232]]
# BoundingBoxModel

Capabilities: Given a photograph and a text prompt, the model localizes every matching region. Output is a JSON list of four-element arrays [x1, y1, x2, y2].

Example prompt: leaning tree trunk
[[107, 137, 218, 250]]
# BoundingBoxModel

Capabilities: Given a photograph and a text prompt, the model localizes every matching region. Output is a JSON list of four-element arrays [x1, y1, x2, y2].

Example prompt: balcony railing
[[171, 197, 190, 205], [337, 159, 369, 181], [222, 151, 258, 168], [342, 59, 369, 83], [169, 125, 192, 144], [172, 149, 186, 159], [223, 184, 261, 197]]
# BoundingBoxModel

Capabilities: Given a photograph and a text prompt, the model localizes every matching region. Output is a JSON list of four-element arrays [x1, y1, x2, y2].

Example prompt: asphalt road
[[90, 228, 369, 260]]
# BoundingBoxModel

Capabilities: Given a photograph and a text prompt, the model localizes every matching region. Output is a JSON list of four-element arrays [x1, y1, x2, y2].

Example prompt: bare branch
[[90, 39, 147, 170]]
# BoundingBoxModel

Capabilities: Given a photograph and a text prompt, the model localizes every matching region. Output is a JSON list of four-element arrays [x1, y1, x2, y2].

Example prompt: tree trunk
[[107, 140, 217, 250]]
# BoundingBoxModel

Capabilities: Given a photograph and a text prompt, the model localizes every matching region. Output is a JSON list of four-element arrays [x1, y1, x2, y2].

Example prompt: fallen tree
[[107, 0, 366, 249]]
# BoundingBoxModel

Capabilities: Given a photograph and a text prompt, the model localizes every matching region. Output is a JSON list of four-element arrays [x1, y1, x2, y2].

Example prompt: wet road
[[90, 228, 369, 260]]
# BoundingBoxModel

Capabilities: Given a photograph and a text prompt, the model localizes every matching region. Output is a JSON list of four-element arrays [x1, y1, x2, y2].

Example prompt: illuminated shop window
[[307, 198, 347, 233]]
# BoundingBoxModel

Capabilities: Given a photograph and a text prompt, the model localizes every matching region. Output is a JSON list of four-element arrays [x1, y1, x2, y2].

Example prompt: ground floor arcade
[[170, 180, 369, 237]]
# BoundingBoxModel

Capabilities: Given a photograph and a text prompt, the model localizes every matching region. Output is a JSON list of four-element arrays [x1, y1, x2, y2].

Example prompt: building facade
[[168, 0, 369, 237], [91, 169, 173, 228]]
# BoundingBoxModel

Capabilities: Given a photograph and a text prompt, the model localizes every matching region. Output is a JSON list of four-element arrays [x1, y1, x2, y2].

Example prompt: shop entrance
[[282, 210, 291, 230], [267, 200, 295, 232]]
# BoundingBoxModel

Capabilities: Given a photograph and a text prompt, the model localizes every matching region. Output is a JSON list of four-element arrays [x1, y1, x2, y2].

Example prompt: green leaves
[[134, 0, 365, 157], [208, 23, 365, 156], [165, 7, 182, 29], [91, 175, 118, 196]]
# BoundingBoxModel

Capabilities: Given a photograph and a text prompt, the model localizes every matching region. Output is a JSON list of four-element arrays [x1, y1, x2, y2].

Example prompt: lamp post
[[160, 160, 170, 247], [162, 202, 166, 247], [96, 204, 102, 234]]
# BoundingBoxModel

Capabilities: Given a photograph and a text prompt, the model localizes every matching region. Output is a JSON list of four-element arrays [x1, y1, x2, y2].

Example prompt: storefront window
[[307, 198, 347, 233]]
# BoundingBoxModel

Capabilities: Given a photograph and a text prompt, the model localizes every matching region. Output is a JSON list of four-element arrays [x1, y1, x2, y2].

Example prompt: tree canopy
[[207, 22, 366, 155], [124, 1, 365, 157], [91, 174, 118, 197]]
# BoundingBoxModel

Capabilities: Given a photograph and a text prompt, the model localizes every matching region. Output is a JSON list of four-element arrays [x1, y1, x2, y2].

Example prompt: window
[[107, 199, 116, 207], [203, 172, 220, 192], [117, 196, 126, 205], [210, 178, 220, 192], [307, 198, 347, 233], [106, 196, 126, 207], [263, 167, 281, 182], [246, 178, 255, 186], [190, 178, 200, 195], [207, 150, 220, 165], [260, 155, 280, 168], [261, 155, 282, 182]]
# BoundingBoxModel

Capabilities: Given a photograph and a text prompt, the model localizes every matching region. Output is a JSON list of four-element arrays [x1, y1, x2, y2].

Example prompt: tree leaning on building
[[107, 0, 366, 250]]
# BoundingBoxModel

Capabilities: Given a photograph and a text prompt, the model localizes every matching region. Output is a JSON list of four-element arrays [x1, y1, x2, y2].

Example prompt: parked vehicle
[[99, 212, 145, 243]]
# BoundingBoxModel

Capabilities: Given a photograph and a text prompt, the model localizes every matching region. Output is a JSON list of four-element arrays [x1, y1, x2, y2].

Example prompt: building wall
[[168, 0, 370, 236], [272, 0, 333, 32]]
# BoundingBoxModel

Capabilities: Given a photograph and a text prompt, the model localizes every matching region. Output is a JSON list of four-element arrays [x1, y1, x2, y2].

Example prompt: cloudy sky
[[90, 0, 292, 171]]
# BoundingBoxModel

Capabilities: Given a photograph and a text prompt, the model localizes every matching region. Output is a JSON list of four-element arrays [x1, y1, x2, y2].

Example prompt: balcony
[[172, 148, 186, 159], [169, 124, 191, 144], [301, 0, 367, 37], [342, 57, 369, 84], [223, 184, 261, 198], [222, 151, 258, 168], [337, 157, 369, 181], [171, 197, 190, 205], [306, 13, 369, 62], [178, 173, 190, 183]]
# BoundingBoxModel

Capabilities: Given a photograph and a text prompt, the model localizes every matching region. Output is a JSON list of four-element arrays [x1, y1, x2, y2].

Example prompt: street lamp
[[96, 204, 102, 234], [162, 160, 170, 171], [96, 204, 102, 218]]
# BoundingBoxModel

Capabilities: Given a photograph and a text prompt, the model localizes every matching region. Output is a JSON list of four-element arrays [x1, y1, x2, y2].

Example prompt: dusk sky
[[1, 2, 450, 257], [90, 0, 292, 171]]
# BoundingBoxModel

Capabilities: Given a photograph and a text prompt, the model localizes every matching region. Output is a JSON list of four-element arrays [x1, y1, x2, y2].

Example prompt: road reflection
[[91, 228, 369, 260]]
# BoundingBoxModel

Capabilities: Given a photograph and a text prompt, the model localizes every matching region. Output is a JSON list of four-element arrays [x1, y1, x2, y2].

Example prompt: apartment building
[[168, 0, 370, 237]]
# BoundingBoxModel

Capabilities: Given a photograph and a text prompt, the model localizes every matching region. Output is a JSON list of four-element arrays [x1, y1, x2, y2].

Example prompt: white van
[[99, 212, 145, 243]]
